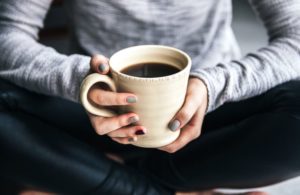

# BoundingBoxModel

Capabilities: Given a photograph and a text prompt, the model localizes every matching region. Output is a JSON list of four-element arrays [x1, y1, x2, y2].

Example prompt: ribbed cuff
[[67, 55, 91, 103], [190, 71, 215, 112]]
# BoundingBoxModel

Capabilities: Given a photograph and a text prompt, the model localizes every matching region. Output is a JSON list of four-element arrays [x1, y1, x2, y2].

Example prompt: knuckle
[[106, 132, 114, 138], [95, 127, 105, 135], [127, 129, 136, 137], [89, 117, 97, 128], [95, 122, 106, 135], [116, 94, 126, 105], [117, 115, 128, 127]]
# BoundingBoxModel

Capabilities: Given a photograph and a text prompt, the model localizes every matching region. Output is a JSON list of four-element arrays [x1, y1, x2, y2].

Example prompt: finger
[[168, 92, 200, 132], [88, 86, 137, 106], [107, 125, 146, 138], [160, 109, 203, 153], [168, 78, 207, 132], [89, 112, 139, 135], [111, 136, 138, 145], [90, 54, 110, 74]]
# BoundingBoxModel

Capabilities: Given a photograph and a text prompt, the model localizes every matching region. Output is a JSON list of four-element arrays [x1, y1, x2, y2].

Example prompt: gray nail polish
[[126, 96, 137, 103], [128, 137, 135, 142], [128, 116, 138, 124], [98, 64, 106, 72], [168, 120, 180, 131]]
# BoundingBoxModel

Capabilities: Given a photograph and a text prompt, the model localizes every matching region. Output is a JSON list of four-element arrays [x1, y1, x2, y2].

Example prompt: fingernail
[[128, 116, 139, 124], [126, 96, 137, 103], [168, 120, 180, 132], [135, 130, 145, 135], [128, 137, 136, 142], [98, 64, 107, 72]]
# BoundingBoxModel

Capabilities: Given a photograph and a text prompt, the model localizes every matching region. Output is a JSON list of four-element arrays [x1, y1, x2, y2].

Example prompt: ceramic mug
[[80, 45, 191, 148]]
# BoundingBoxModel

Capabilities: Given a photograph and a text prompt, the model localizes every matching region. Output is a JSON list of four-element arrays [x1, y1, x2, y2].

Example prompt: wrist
[[189, 77, 209, 112]]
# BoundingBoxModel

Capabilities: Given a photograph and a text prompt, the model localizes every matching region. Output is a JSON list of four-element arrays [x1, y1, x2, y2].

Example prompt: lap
[[0, 110, 112, 193], [1, 78, 300, 190]]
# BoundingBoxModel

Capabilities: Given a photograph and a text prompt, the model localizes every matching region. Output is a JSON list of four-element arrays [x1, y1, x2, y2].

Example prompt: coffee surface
[[121, 63, 180, 78]]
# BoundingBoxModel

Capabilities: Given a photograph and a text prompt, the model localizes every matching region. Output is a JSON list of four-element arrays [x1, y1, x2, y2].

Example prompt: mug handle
[[80, 73, 117, 117]]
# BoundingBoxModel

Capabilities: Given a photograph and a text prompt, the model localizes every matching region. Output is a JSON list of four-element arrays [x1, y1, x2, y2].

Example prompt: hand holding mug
[[87, 54, 147, 144], [81, 45, 192, 148], [159, 77, 208, 153]]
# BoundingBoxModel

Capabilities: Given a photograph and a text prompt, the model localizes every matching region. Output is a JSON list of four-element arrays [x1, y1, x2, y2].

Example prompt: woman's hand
[[86, 55, 147, 144], [159, 77, 208, 153]]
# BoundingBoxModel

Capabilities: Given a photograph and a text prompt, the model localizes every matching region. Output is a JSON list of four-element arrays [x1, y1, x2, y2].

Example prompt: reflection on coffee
[[121, 63, 180, 78]]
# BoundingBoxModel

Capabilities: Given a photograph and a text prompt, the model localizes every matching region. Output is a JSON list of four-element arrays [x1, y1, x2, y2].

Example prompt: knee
[[271, 80, 300, 119], [267, 81, 300, 159]]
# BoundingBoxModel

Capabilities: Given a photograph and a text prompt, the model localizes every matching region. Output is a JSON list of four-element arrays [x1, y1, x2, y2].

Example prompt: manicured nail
[[128, 137, 136, 142], [128, 116, 139, 124], [135, 130, 145, 135], [168, 120, 180, 132], [126, 96, 137, 103], [98, 64, 107, 72]]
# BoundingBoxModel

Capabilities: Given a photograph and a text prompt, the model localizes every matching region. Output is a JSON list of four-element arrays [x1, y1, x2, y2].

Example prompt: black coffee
[[121, 63, 180, 78]]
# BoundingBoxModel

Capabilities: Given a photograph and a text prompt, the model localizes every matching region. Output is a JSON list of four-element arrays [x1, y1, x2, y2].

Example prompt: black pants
[[1, 79, 300, 194]]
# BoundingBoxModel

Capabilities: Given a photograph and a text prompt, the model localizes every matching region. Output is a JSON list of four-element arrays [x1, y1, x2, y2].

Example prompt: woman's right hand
[[86, 54, 146, 144]]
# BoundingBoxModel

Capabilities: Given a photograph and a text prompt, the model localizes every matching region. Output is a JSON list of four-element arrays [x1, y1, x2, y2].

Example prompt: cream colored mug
[[80, 45, 191, 148]]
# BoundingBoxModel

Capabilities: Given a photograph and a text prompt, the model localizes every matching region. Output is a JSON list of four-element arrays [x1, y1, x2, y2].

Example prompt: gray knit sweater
[[0, 0, 299, 112]]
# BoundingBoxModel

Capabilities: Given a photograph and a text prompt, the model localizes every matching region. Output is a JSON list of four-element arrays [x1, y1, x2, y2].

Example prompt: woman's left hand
[[159, 77, 208, 153]]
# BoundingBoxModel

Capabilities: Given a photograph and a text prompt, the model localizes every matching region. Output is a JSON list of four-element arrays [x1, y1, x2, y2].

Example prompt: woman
[[0, 0, 300, 194]]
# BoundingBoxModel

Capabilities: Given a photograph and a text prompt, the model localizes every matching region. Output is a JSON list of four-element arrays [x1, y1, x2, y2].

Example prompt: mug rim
[[109, 45, 192, 82]]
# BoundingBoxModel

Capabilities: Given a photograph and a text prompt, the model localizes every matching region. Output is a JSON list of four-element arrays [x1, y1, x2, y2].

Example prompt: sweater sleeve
[[190, 0, 300, 112], [0, 0, 91, 102]]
